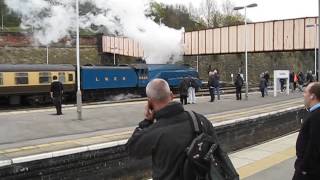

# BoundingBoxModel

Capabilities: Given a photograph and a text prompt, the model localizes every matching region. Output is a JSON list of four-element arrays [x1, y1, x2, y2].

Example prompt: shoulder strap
[[187, 111, 200, 133]]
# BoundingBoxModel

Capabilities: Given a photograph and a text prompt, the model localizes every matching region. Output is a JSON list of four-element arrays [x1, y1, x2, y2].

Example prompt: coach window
[[114, 77, 117, 81], [39, 72, 51, 84], [68, 73, 74, 82], [58, 72, 65, 83], [0, 73, 3, 85], [15, 72, 28, 85], [105, 77, 109, 81], [122, 77, 126, 81]]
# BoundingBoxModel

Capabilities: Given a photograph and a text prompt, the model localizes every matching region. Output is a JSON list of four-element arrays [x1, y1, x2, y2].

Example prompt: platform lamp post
[[1, 9, 3, 31], [46, 45, 49, 64], [76, 0, 82, 120], [306, 24, 318, 76], [234, 3, 258, 100], [1, 0, 3, 31], [111, 45, 117, 65]]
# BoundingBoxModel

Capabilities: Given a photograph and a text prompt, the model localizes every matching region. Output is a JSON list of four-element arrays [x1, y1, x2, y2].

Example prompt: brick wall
[[184, 51, 314, 84]]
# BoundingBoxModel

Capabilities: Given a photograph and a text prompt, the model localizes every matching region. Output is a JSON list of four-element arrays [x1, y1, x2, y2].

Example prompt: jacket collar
[[154, 102, 185, 120]]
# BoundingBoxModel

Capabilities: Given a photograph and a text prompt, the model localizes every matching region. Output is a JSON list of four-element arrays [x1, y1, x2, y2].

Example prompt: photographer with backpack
[[127, 79, 238, 180]]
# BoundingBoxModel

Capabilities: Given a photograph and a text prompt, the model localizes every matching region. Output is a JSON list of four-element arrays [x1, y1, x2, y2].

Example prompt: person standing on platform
[[294, 72, 299, 91], [187, 76, 196, 104], [306, 70, 314, 86], [259, 73, 267, 97], [290, 72, 295, 92], [297, 72, 305, 92], [293, 82, 320, 180], [234, 73, 244, 100], [264, 71, 270, 96], [50, 75, 64, 115], [280, 78, 286, 92], [211, 69, 220, 101], [179, 77, 189, 105], [208, 71, 214, 102], [127, 78, 225, 180]]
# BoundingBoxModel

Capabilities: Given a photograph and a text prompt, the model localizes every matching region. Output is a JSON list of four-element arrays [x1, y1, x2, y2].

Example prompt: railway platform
[[0, 91, 304, 179]]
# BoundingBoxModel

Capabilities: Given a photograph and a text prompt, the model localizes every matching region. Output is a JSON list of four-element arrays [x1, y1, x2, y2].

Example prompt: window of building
[[0, 73, 3, 85], [39, 72, 51, 84], [58, 72, 65, 83], [15, 72, 29, 85], [68, 73, 74, 82]]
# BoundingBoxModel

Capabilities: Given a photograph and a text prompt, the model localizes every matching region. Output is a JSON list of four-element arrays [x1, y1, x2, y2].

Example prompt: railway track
[[0, 86, 262, 112]]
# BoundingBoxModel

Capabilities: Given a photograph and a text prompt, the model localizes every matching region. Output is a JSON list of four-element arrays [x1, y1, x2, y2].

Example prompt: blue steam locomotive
[[0, 63, 201, 105]]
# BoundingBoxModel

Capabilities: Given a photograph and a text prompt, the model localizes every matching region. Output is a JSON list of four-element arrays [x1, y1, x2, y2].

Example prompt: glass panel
[[0, 73, 3, 85], [15, 72, 28, 85], [68, 74, 74, 82], [58, 72, 65, 83], [39, 72, 51, 84]]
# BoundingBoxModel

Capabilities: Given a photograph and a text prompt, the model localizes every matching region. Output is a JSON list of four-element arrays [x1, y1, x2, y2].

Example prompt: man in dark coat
[[264, 71, 270, 96], [208, 70, 220, 102], [280, 78, 286, 92], [298, 72, 305, 92], [293, 82, 320, 180], [259, 73, 267, 97], [234, 73, 244, 100], [127, 79, 221, 180], [50, 75, 64, 115], [306, 71, 314, 86], [208, 71, 214, 102], [179, 77, 189, 105]]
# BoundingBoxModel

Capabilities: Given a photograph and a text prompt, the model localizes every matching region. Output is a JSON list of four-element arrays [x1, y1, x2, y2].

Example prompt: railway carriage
[[0, 64, 76, 105]]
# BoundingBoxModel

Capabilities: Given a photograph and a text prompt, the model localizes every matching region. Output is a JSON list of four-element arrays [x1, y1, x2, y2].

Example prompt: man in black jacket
[[127, 78, 217, 180], [293, 82, 320, 180], [50, 75, 64, 115], [208, 70, 220, 102], [234, 73, 244, 100], [179, 77, 189, 105]]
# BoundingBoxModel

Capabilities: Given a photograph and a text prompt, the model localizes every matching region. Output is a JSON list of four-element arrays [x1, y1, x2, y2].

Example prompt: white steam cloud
[[4, 0, 184, 64]]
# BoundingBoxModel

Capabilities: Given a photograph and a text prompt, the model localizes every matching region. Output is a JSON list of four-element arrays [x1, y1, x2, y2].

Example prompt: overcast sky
[[156, 0, 318, 22]]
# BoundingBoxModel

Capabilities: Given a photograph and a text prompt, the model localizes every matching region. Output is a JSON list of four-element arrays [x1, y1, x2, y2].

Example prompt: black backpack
[[183, 111, 239, 180]]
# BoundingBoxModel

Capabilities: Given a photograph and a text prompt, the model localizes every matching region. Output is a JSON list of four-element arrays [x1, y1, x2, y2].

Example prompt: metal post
[[1, 0, 3, 31], [46, 46, 49, 64], [244, 7, 248, 100], [315, 26, 318, 76], [1, 13, 3, 31], [113, 50, 116, 65], [76, 0, 82, 120], [196, 56, 199, 72]]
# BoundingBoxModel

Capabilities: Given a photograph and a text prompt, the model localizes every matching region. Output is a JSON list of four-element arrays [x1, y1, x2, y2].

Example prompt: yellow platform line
[[208, 101, 302, 121], [238, 147, 296, 179], [207, 98, 301, 118]]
